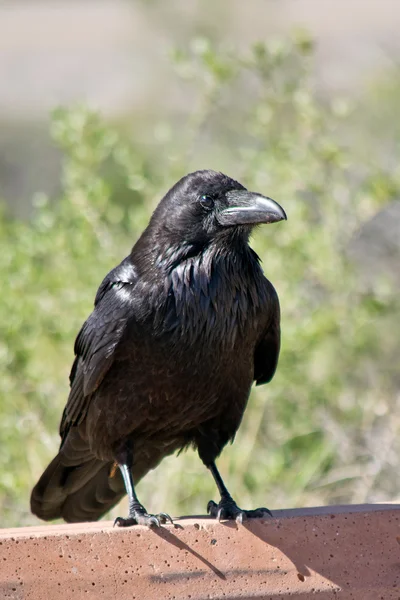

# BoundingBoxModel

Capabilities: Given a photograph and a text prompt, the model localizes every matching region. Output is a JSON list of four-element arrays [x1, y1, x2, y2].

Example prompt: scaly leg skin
[[114, 461, 173, 528], [207, 462, 272, 524]]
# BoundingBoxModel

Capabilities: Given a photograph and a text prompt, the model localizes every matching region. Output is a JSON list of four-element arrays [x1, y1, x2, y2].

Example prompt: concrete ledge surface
[[1, 504, 399, 599]]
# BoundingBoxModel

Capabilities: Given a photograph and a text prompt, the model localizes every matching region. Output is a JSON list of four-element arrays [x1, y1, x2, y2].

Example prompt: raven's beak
[[217, 190, 287, 226]]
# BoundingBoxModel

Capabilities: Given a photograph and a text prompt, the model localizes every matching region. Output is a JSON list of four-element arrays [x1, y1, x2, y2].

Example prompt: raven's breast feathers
[[155, 243, 271, 347]]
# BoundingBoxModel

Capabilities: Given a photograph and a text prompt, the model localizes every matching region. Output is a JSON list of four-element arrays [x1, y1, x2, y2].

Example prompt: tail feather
[[31, 431, 183, 523], [30, 430, 125, 523], [60, 463, 125, 523]]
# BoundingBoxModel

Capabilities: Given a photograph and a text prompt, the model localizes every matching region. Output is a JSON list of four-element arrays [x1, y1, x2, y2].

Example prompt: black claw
[[148, 516, 161, 528], [236, 512, 244, 524], [157, 512, 173, 525], [207, 498, 272, 522], [114, 516, 139, 528], [114, 510, 172, 528]]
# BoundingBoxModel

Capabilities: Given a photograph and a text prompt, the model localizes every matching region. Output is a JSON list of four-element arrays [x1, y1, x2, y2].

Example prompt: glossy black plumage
[[31, 170, 286, 525]]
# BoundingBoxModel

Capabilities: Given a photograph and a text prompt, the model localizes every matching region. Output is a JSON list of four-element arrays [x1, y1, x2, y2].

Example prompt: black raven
[[31, 170, 286, 527]]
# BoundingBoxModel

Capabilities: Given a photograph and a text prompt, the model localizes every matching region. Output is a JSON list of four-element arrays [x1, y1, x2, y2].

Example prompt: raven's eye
[[199, 194, 215, 210]]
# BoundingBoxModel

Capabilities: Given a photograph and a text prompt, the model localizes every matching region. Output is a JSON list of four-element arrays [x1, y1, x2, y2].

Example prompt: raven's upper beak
[[217, 190, 287, 226]]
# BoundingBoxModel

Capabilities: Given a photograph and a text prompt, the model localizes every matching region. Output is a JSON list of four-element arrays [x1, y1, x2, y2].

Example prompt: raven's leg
[[207, 461, 272, 523], [113, 441, 172, 528]]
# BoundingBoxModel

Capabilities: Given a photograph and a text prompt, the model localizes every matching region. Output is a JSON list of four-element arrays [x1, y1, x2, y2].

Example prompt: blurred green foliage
[[1, 35, 400, 527]]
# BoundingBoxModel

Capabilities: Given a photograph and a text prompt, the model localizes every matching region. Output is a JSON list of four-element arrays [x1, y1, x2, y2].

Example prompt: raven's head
[[149, 170, 286, 247]]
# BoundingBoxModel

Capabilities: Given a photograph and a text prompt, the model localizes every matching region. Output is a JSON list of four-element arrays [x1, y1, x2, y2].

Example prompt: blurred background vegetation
[[1, 2, 400, 527]]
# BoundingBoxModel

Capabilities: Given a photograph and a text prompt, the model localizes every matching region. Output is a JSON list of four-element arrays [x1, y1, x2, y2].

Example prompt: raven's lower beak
[[217, 190, 287, 226]]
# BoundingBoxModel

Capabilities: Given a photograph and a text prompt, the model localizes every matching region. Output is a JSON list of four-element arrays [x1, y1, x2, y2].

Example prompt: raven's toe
[[114, 510, 173, 528], [207, 498, 272, 523]]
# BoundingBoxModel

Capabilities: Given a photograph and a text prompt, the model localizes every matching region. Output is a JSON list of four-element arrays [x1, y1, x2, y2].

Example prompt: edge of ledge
[[1, 502, 399, 539]]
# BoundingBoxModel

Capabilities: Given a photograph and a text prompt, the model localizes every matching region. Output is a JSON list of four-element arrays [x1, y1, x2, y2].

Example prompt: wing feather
[[254, 287, 281, 385], [60, 259, 137, 440]]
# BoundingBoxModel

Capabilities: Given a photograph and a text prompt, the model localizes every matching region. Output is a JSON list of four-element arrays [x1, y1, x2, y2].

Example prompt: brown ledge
[[1, 504, 399, 599]]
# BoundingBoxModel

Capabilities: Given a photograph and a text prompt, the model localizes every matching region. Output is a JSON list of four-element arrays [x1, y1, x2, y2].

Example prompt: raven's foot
[[207, 498, 272, 523], [114, 508, 173, 528]]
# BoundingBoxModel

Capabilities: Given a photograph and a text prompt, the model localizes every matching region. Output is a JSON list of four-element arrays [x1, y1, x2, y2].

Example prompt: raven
[[31, 170, 286, 527]]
